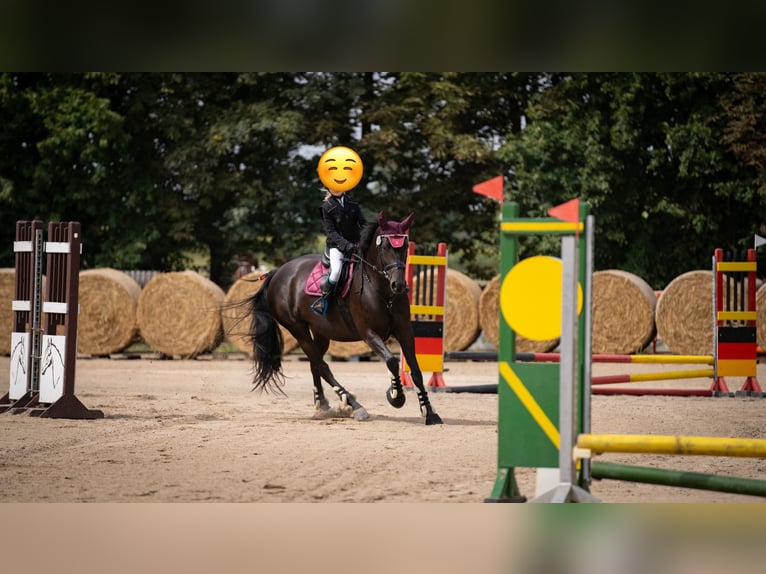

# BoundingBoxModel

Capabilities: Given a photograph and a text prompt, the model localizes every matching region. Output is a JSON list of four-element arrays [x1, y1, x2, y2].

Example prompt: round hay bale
[[328, 340, 373, 359], [478, 274, 503, 349], [757, 284, 766, 350], [434, 269, 482, 352], [515, 333, 559, 353], [222, 271, 298, 356], [0, 269, 48, 355], [655, 270, 713, 356], [478, 274, 559, 353], [137, 271, 225, 358], [0, 268, 14, 355], [592, 270, 657, 354], [656, 269, 755, 356], [78, 268, 141, 355], [327, 338, 401, 360]]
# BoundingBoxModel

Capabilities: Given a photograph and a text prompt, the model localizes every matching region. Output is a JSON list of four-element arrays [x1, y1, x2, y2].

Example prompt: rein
[[351, 232, 408, 324], [353, 249, 405, 282]]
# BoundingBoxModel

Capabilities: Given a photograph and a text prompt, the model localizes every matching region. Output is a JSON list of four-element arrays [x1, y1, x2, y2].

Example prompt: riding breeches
[[328, 247, 344, 283]]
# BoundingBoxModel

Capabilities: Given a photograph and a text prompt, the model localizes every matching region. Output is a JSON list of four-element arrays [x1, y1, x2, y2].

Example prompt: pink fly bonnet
[[377, 211, 414, 247]]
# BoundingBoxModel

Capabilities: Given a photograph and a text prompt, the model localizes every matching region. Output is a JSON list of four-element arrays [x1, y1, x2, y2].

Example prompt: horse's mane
[[358, 221, 379, 254]]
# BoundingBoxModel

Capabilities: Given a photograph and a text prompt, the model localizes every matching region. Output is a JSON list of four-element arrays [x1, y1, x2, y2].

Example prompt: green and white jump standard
[[487, 200, 598, 502]]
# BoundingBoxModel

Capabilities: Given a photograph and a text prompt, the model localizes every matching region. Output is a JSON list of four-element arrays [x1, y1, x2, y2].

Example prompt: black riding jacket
[[321, 194, 367, 253]]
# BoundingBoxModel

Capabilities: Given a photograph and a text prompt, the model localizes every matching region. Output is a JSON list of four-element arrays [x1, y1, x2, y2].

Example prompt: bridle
[[374, 233, 408, 280], [343, 231, 409, 341], [353, 233, 408, 281]]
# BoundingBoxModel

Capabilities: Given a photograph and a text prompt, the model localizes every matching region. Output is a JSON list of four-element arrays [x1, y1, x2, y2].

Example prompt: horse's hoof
[[352, 407, 370, 421], [386, 388, 406, 409], [425, 413, 443, 425], [315, 399, 331, 412], [338, 392, 356, 407]]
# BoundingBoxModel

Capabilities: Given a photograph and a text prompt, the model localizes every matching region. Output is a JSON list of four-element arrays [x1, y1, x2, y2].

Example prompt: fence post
[[1, 221, 103, 419], [712, 248, 761, 396], [400, 242, 448, 389]]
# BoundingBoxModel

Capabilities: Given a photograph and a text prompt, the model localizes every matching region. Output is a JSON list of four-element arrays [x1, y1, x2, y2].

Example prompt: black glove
[[344, 242, 358, 255]]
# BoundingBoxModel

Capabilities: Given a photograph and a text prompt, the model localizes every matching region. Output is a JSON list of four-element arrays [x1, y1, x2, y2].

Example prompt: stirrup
[[310, 296, 328, 316]]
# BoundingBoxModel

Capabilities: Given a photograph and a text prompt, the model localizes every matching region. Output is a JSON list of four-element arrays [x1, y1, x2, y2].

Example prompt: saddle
[[304, 251, 354, 298]]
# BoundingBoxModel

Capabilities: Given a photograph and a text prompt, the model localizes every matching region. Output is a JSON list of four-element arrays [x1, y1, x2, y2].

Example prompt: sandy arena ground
[[0, 354, 765, 503]]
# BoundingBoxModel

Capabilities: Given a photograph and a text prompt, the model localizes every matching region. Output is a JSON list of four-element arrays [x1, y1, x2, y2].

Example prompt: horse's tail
[[248, 270, 287, 395]]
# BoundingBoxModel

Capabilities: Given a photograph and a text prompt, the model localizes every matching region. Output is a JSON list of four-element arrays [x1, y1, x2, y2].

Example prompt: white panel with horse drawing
[[9, 332, 30, 400], [39, 335, 66, 404]]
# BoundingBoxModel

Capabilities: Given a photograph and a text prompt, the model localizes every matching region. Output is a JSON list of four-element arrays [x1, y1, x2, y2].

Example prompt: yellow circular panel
[[500, 256, 583, 341]]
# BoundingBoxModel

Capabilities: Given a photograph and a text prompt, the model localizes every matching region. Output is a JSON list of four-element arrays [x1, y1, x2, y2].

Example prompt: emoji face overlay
[[317, 146, 364, 193]]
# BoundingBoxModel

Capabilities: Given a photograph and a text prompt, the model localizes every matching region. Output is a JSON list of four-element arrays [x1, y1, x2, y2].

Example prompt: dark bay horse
[[247, 211, 443, 425]]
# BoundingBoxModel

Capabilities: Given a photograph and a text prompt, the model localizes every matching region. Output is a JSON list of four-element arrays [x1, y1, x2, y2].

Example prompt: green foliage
[[499, 72, 761, 288], [356, 72, 532, 279], [0, 73, 763, 288]]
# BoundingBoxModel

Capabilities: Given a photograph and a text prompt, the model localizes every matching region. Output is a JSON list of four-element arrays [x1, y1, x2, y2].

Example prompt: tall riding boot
[[320, 276, 335, 300], [311, 275, 335, 316]]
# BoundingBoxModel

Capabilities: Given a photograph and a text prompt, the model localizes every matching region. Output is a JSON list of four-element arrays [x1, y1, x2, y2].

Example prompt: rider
[[316, 146, 367, 308]]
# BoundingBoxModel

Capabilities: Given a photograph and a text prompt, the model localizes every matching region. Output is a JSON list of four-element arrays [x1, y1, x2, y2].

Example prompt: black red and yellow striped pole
[[713, 248, 761, 395], [400, 242, 448, 389]]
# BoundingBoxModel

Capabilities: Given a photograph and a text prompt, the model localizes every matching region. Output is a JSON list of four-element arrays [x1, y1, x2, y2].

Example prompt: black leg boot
[[320, 276, 335, 298], [311, 276, 335, 316]]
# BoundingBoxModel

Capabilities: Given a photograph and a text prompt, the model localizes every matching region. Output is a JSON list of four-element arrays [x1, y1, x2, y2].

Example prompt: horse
[[247, 211, 443, 425]]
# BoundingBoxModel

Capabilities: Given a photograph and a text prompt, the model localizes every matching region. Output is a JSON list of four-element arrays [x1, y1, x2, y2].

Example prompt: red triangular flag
[[548, 198, 580, 223], [473, 175, 504, 202], [548, 198, 580, 237]]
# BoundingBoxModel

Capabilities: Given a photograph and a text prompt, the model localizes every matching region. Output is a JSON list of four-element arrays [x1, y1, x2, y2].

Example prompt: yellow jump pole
[[577, 433, 766, 458], [591, 368, 715, 385], [627, 355, 714, 365]]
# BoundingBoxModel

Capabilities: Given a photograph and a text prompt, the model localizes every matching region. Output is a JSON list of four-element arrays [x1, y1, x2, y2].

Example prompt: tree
[[0, 73, 134, 269], [3, 73, 761, 289], [110, 72, 369, 286], [718, 72, 766, 218], [354, 72, 536, 278], [499, 72, 758, 288], [0, 73, 356, 286]]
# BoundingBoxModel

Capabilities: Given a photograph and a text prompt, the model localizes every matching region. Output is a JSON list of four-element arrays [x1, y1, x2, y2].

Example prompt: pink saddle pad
[[304, 261, 353, 297]]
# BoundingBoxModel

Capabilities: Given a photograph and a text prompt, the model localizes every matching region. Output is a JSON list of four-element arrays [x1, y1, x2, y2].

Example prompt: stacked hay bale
[[478, 275, 502, 349], [137, 271, 225, 358], [222, 271, 298, 356], [591, 270, 657, 354], [78, 268, 142, 356], [656, 269, 755, 356], [411, 269, 482, 352], [0, 268, 14, 354], [328, 339, 375, 359], [0, 269, 47, 355], [479, 274, 559, 353], [655, 270, 713, 356]]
